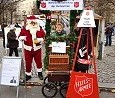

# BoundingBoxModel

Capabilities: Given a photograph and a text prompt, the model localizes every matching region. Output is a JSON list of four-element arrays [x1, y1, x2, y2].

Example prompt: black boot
[[26, 75, 31, 81], [38, 72, 43, 80], [105, 43, 108, 46]]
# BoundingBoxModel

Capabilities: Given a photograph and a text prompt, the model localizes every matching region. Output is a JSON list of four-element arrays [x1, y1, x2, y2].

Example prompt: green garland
[[44, 12, 51, 69], [68, 10, 82, 65], [45, 35, 77, 69]]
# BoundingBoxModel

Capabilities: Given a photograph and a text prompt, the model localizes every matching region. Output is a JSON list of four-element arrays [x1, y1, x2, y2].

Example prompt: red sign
[[66, 71, 99, 98], [74, 75, 93, 97], [74, 2, 79, 8], [41, 2, 46, 8]]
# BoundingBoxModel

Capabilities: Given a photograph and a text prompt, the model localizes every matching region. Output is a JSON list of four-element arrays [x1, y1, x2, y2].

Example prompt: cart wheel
[[42, 82, 58, 98], [43, 76, 48, 84], [59, 83, 68, 98]]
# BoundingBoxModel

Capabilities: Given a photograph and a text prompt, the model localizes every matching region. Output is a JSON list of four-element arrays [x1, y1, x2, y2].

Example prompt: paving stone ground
[[0, 36, 115, 98], [97, 35, 115, 88]]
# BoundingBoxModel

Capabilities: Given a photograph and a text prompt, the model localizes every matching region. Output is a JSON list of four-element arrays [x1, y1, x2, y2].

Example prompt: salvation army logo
[[74, 2, 79, 8], [74, 75, 93, 97], [86, 12, 89, 16], [41, 2, 46, 8]]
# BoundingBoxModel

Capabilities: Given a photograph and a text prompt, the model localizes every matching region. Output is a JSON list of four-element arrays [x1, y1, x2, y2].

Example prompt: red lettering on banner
[[41, 2, 46, 8], [74, 2, 79, 8], [74, 75, 93, 97]]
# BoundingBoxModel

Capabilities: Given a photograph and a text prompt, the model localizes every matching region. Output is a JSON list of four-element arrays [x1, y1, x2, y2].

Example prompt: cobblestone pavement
[[0, 37, 115, 98], [97, 35, 115, 89]]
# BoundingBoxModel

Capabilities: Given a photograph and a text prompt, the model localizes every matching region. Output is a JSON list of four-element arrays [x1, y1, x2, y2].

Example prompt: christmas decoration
[[36, 0, 82, 69]]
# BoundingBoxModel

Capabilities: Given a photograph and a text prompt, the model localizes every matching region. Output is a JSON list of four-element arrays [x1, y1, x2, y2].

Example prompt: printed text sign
[[40, 0, 83, 10], [66, 71, 99, 98], [77, 10, 96, 27], [52, 42, 66, 53], [0, 56, 22, 86]]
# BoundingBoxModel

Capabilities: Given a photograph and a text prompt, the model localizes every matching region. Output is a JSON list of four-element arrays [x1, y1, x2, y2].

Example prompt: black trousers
[[74, 62, 89, 73], [9, 48, 19, 57]]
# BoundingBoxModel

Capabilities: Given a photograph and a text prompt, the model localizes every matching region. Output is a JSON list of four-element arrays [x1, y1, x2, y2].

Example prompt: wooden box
[[48, 71, 70, 82], [48, 64, 70, 71], [48, 50, 70, 82], [49, 54, 69, 65]]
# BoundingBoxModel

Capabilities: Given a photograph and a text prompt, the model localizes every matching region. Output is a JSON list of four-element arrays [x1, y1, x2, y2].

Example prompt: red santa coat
[[19, 27, 45, 51], [19, 27, 45, 73]]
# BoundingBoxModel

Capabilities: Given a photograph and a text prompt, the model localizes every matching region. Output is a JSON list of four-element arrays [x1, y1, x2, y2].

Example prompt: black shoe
[[38, 72, 43, 80], [105, 44, 108, 46], [26, 75, 31, 81], [109, 44, 111, 46]]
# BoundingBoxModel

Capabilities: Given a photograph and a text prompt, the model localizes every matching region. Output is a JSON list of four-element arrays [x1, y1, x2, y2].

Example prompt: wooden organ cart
[[48, 45, 70, 82], [42, 44, 71, 98], [40, 0, 84, 97]]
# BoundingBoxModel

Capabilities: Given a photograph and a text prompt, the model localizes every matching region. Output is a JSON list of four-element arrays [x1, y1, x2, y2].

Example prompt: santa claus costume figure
[[19, 15, 45, 81]]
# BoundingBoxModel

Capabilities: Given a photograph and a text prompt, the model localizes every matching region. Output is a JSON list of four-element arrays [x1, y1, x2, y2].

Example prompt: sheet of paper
[[0, 57, 21, 86], [52, 42, 66, 53]]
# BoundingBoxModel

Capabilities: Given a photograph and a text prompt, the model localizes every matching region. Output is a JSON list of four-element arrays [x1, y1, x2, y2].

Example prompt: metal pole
[[21, 41, 27, 87], [16, 86, 19, 98]]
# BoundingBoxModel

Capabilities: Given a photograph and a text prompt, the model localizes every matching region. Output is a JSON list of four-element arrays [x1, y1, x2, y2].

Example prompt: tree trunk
[[10, 12, 13, 24]]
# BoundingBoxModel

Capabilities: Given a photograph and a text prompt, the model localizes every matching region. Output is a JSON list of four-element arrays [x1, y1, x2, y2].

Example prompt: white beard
[[26, 23, 40, 31], [26, 24, 40, 40], [26, 24, 40, 49]]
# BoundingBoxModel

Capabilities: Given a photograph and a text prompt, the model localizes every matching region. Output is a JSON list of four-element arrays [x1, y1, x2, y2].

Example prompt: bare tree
[[94, 0, 115, 23], [0, 0, 25, 24]]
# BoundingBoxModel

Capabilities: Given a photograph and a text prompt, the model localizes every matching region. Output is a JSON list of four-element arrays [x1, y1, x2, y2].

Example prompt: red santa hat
[[27, 15, 38, 24]]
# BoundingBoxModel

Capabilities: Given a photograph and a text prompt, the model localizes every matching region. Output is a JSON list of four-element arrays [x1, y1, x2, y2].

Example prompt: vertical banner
[[66, 71, 99, 98]]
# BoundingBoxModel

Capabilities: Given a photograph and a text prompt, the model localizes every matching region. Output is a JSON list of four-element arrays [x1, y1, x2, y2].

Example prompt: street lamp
[[22, 10, 26, 28]]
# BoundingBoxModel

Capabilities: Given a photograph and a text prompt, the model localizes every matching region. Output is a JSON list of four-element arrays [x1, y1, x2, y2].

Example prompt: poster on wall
[[0, 56, 22, 86]]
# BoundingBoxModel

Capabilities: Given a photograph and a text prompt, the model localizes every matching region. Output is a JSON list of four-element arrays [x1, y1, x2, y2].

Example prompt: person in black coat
[[105, 23, 114, 46], [7, 27, 19, 57]]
